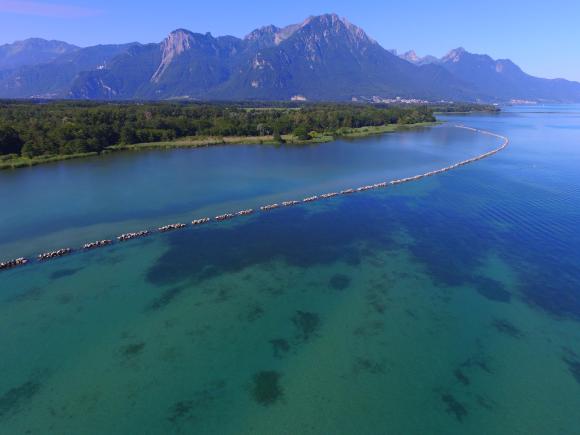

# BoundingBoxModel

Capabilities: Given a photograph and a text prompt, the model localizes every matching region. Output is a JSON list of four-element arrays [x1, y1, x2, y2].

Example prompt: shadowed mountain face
[[1, 14, 579, 102]]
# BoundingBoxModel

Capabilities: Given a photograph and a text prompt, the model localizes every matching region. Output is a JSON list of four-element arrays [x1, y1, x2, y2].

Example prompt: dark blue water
[[0, 107, 579, 434]]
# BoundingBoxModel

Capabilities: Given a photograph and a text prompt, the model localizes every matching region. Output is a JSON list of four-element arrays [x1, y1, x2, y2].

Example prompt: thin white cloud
[[0, 1, 102, 18]]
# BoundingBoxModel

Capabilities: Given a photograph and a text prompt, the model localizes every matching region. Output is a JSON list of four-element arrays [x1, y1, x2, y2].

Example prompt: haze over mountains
[[1, 13, 579, 103]]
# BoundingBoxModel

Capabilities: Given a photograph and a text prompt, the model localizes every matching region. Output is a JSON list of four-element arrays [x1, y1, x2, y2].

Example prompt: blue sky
[[0, 0, 579, 81]]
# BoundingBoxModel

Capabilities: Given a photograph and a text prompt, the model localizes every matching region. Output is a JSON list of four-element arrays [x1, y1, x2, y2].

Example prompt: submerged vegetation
[[0, 380, 41, 418], [0, 100, 493, 169], [251, 371, 283, 406]]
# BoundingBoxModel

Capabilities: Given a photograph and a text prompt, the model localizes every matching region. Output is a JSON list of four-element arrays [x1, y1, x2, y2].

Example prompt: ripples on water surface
[[1, 107, 579, 434]]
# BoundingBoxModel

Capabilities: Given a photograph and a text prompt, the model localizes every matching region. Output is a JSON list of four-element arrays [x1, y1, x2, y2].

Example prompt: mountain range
[[1, 13, 579, 103]]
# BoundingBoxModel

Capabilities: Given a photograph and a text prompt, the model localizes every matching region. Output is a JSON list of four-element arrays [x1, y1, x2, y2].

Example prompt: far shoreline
[[0, 121, 442, 171]]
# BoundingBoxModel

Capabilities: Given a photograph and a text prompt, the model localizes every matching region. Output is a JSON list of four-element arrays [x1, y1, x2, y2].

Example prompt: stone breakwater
[[0, 125, 508, 271]]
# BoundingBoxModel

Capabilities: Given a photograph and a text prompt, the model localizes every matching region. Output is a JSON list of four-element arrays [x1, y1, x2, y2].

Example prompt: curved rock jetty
[[38, 248, 72, 261], [215, 213, 235, 221], [282, 201, 300, 207], [117, 230, 150, 242], [260, 204, 280, 211], [2, 125, 508, 272], [0, 257, 28, 270], [192, 218, 211, 225], [158, 223, 187, 232], [83, 240, 112, 250]]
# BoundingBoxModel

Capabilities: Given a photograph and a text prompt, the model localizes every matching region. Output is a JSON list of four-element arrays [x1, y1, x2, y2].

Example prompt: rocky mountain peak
[[164, 29, 196, 52], [244, 25, 280, 41], [243, 25, 282, 50], [399, 50, 439, 66], [402, 50, 420, 62], [243, 14, 376, 49], [151, 29, 200, 83], [494, 58, 522, 75], [298, 13, 375, 45], [442, 47, 468, 63]]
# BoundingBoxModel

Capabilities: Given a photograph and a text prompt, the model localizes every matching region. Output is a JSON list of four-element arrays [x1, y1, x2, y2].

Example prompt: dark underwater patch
[[476, 395, 495, 411], [145, 197, 393, 287], [168, 400, 193, 424], [213, 287, 234, 304], [50, 268, 82, 280], [168, 380, 226, 424], [351, 358, 387, 376], [343, 249, 361, 266], [404, 198, 493, 289], [473, 277, 511, 303], [251, 371, 283, 406], [145, 286, 186, 312], [5, 286, 44, 303], [461, 355, 492, 374], [242, 304, 264, 322], [270, 339, 290, 359], [56, 293, 74, 305], [292, 311, 321, 341], [382, 182, 520, 308], [562, 350, 580, 385], [329, 274, 351, 291], [454, 369, 470, 386], [441, 393, 468, 422], [367, 292, 387, 314], [516, 269, 580, 321], [353, 320, 384, 338], [120, 342, 146, 359], [492, 318, 523, 338], [0, 380, 41, 418]]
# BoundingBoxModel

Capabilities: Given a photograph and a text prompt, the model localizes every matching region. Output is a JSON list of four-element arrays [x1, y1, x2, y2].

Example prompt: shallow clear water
[[1, 107, 579, 434]]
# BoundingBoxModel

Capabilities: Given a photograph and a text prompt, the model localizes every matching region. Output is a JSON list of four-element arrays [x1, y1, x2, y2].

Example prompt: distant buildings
[[509, 99, 537, 105], [352, 96, 430, 104]]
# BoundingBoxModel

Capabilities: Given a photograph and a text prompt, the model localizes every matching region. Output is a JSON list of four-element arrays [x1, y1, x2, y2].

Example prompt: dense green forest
[[0, 101, 440, 159]]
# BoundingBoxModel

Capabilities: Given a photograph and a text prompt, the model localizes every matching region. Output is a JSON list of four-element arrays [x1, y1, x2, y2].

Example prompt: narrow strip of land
[[0, 125, 508, 271], [0, 122, 439, 170]]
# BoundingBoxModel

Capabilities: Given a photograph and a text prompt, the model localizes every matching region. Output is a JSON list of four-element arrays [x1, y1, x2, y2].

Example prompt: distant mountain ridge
[[0, 38, 79, 71], [399, 50, 439, 66], [0, 43, 139, 99], [399, 47, 580, 102], [1, 14, 579, 102]]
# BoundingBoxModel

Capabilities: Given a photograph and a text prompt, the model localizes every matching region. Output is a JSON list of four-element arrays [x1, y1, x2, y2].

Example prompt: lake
[[1, 106, 579, 434]]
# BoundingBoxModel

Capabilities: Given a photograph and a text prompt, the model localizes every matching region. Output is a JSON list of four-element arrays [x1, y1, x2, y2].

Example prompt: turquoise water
[[1, 107, 579, 434]]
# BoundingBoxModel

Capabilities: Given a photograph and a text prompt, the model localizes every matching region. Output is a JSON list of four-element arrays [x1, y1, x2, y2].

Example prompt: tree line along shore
[[0, 101, 496, 170]]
